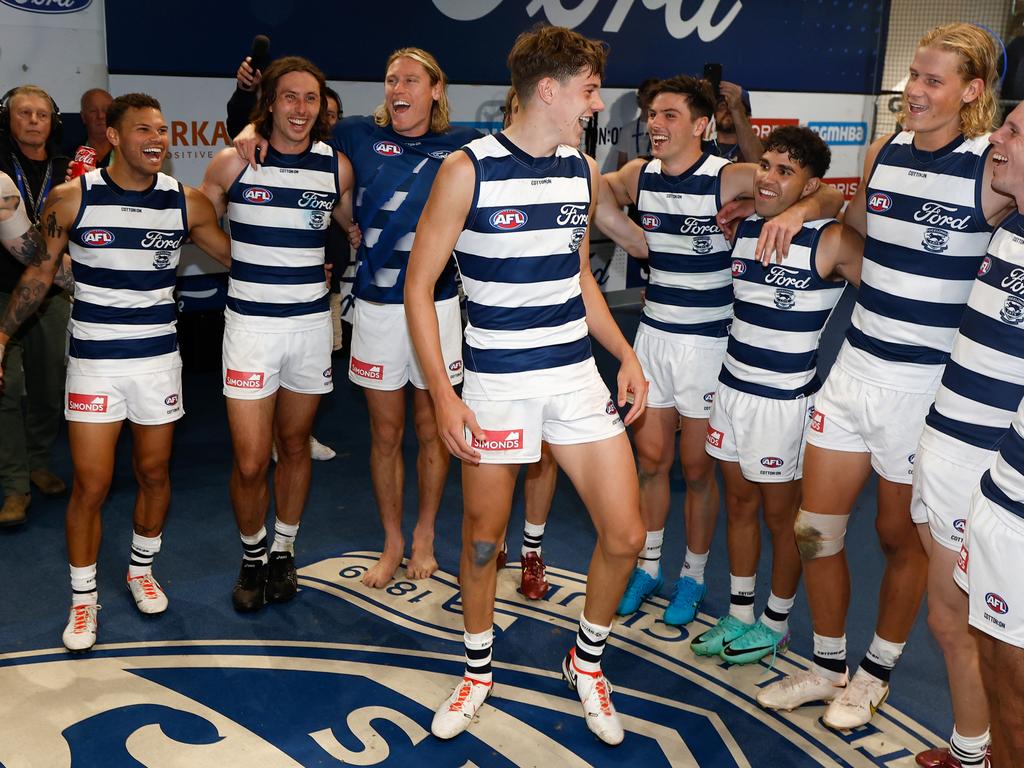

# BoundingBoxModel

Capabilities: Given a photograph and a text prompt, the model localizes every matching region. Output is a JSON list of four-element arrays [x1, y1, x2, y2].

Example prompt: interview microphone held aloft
[[250, 34, 271, 74]]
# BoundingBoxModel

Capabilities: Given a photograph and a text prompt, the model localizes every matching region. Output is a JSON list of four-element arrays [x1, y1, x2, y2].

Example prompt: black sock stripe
[[465, 646, 492, 661], [859, 657, 891, 682], [763, 606, 789, 622], [574, 644, 603, 664], [72, 587, 97, 595], [730, 594, 755, 606], [813, 654, 847, 674], [577, 628, 608, 647]]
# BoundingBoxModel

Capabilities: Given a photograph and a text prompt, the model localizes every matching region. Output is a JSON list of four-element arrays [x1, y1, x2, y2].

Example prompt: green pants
[[0, 290, 70, 496]]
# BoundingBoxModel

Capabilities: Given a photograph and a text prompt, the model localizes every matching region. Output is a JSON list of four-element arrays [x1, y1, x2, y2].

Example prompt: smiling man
[[0, 92, 230, 651]]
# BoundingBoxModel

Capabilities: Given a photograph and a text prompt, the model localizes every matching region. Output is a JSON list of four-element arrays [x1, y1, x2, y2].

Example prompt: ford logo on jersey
[[81, 229, 114, 246], [985, 592, 1009, 615], [868, 192, 892, 213], [641, 214, 661, 230], [489, 209, 528, 230], [373, 141, 403, 156], [243, 187, 273, 204]]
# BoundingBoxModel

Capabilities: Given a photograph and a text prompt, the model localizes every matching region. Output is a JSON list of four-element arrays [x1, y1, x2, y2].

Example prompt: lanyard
[[10, 153, 53, 227]]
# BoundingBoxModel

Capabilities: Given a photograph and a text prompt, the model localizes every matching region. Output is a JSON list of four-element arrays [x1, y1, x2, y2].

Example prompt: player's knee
[[874, 515, 919, 557], [134, 460, 169, 489], [681, 456, 714, 487], [601, 520, 645, 560], [234, 454, 270, 483], [371, 420, 404, 455], [763, 503, 798, 534], [726, 491, 760, 521], [926, 600, 971, 652], [470, 539, 497, 567], [794, 509, 849, 560]]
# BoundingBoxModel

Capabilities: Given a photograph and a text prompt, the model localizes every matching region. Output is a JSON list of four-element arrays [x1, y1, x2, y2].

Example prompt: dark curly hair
[[648, 75, 715, 121], [106, 93, 161, 131], [762, 125, 831, 178]]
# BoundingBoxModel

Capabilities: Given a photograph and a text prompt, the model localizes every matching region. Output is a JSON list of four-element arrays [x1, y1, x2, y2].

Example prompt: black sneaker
[[232, 560, 267, 612], [266, 551, 298, 604]]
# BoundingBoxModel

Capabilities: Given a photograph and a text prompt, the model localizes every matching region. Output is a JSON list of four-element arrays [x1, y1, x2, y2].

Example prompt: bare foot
[[362, 546, 403, 588], [407, 529, 438, 580]]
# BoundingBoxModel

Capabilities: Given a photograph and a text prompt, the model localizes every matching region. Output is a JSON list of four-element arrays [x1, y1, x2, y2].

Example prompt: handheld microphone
[[250, 34, 271, 73]]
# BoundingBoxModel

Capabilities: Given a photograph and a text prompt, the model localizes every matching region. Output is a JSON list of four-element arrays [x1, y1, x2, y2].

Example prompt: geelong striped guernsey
[[722, 216, 846, 399], [841, 131, 993, 392], [980, 393, 1024, 521], [636, 153, 733, 339], [226, 141, 338, 331], [455, 133, 598, 401], [68, 168, 187, 375], [923, 213, 1024, 458], [333, 117, 481, 304]]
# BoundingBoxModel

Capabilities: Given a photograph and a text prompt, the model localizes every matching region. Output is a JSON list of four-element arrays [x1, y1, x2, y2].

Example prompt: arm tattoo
[[5, 227, 46, 268], [0, 278, 48, 338], [45, 211, 63, 240], [54, 258, 75, 294]]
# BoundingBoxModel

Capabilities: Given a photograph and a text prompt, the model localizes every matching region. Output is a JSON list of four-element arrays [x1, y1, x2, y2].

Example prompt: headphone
[[0, 86, 63, 147]]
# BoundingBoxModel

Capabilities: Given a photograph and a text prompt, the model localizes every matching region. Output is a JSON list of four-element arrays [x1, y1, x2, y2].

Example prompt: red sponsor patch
[[472, 429, 523, 451], [225, 369, 265, 389], [68, 393, 108, 413], [956, 545, 968, 573], [811, 410, 825, 433], [749, 118, 799, 139], [823, 176, 860, 202], [351, 358, 384, 381], [706, 426, 724, 449]]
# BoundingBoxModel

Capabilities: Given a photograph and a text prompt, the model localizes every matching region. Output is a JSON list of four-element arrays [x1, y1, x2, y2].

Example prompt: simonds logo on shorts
[[351, 358, 384, 381], [225, 369, 265, 389], [810, 410, 825, 433], [68, 393, 108, 413], [706, 426, 724, 448], [473, 429, 523, 451]]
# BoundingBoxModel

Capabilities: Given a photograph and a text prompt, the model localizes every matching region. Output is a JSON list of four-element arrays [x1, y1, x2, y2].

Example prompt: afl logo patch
[[978, 256, 992, 277], [82, 229, 114, 246], [985, 592, 1009, 614], [641, 214, 661, 230], [703, 391, 715, 403], [953, 518, 966, 533], [243, 187, 273, 204], [373, 141, 403, 156], [164, 394, 179, 406], [732, 260, 746, 277], [489, 209, 528, 230], [760, 456, 784, 468], [605, 399, 618, 415], [867, 192, 892, 213]]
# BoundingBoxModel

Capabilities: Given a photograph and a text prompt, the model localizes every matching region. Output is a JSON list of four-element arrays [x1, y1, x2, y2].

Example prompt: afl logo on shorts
[[760, 457, 784, 469], [81, 229, 114, 246], [448, 360, 463, 373], [373, 141, 403, 156], [978, 256, 993, 277], [164, 394, 179, 407], [703, 391, 715, 403], [1000, 296, 1024, 325], [322, 367, 332, 379], [605, 399, 618, 415], [953, 518, 966, 533], [243, 187, 273, 204], [985, 592, 1009, 615], [867, 192, 892, 213], [489, 209, 528, 230], [732, 259, 746, 277], [641, 214, 661, 230]]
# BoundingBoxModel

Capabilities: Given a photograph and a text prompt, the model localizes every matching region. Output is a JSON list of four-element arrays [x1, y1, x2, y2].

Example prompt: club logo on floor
[[0, 553, 942, 767]]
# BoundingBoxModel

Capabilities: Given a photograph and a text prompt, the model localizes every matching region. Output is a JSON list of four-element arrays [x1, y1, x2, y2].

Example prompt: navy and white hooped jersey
[[636, 153, 733, 339], [333, 116, 481, 304], [924, 213, 1024, 456], [980, 396, 1024, 520], [226, 141, 338, 331], [722, 216, 846, 399], [68, 169, 187, 375], [841, 130, 993, 392], [455, 132, 596, 401]]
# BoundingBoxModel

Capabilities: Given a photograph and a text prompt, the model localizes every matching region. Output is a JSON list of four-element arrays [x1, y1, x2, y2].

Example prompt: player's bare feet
[[362, 541, 403, 588], [407, 528, 438, 580]]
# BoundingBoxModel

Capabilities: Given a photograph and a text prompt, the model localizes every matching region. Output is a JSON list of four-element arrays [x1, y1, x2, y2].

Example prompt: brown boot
[[0, 493, 30, 526], [30, 469, 66, 497]]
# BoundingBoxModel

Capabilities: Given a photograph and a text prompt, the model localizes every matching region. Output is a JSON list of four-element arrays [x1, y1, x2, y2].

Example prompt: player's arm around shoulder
[[405, 150, 484, 462], [184, 185, 231, 267], [580, 156, 648, 423], [199, 147, 245, 219], [602, 157, 644, 207], [595, 169, 648, 258], [818, 221, 864, 287], [331, 151, 357, 231]]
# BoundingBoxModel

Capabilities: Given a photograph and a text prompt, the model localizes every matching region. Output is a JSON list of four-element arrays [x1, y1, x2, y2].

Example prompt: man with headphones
[[0, 85, 70, 526]]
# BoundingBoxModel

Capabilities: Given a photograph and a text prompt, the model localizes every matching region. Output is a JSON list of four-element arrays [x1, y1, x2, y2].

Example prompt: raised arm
[[184, 185, 231, 267], [232, 122, 269, 171], [595, 174, 648, 258], [0, 181, 78, 383], [199, 148, 244, 219], [405, 151, 483, 462], [581, 156, 648, 423], [719, 81, 763, 162]]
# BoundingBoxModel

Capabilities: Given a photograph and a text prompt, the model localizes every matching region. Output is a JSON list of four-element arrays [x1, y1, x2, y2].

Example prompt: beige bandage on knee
[[794, 509, 850, 559]]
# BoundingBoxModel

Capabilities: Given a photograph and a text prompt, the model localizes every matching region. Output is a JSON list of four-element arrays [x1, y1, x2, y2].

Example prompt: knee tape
[[794, 509, 850, 559]]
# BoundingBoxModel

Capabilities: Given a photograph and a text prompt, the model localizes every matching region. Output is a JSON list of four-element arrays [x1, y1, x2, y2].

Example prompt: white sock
[[574, 613, 611, 674], [638, 529, 664, 578], [728, 574, 756, 624], [70, 563, 98, 605], [128, 532, 161, 578], [812, 632, 847, 683], [464, 628, 494, 684], [240, 526, 268, 564], [522, 521, 545, 557], [950, 726, 990, 767], [760, 592, 795, 634], [271, 518, 300, 555], [681, 547, 709, 584]]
